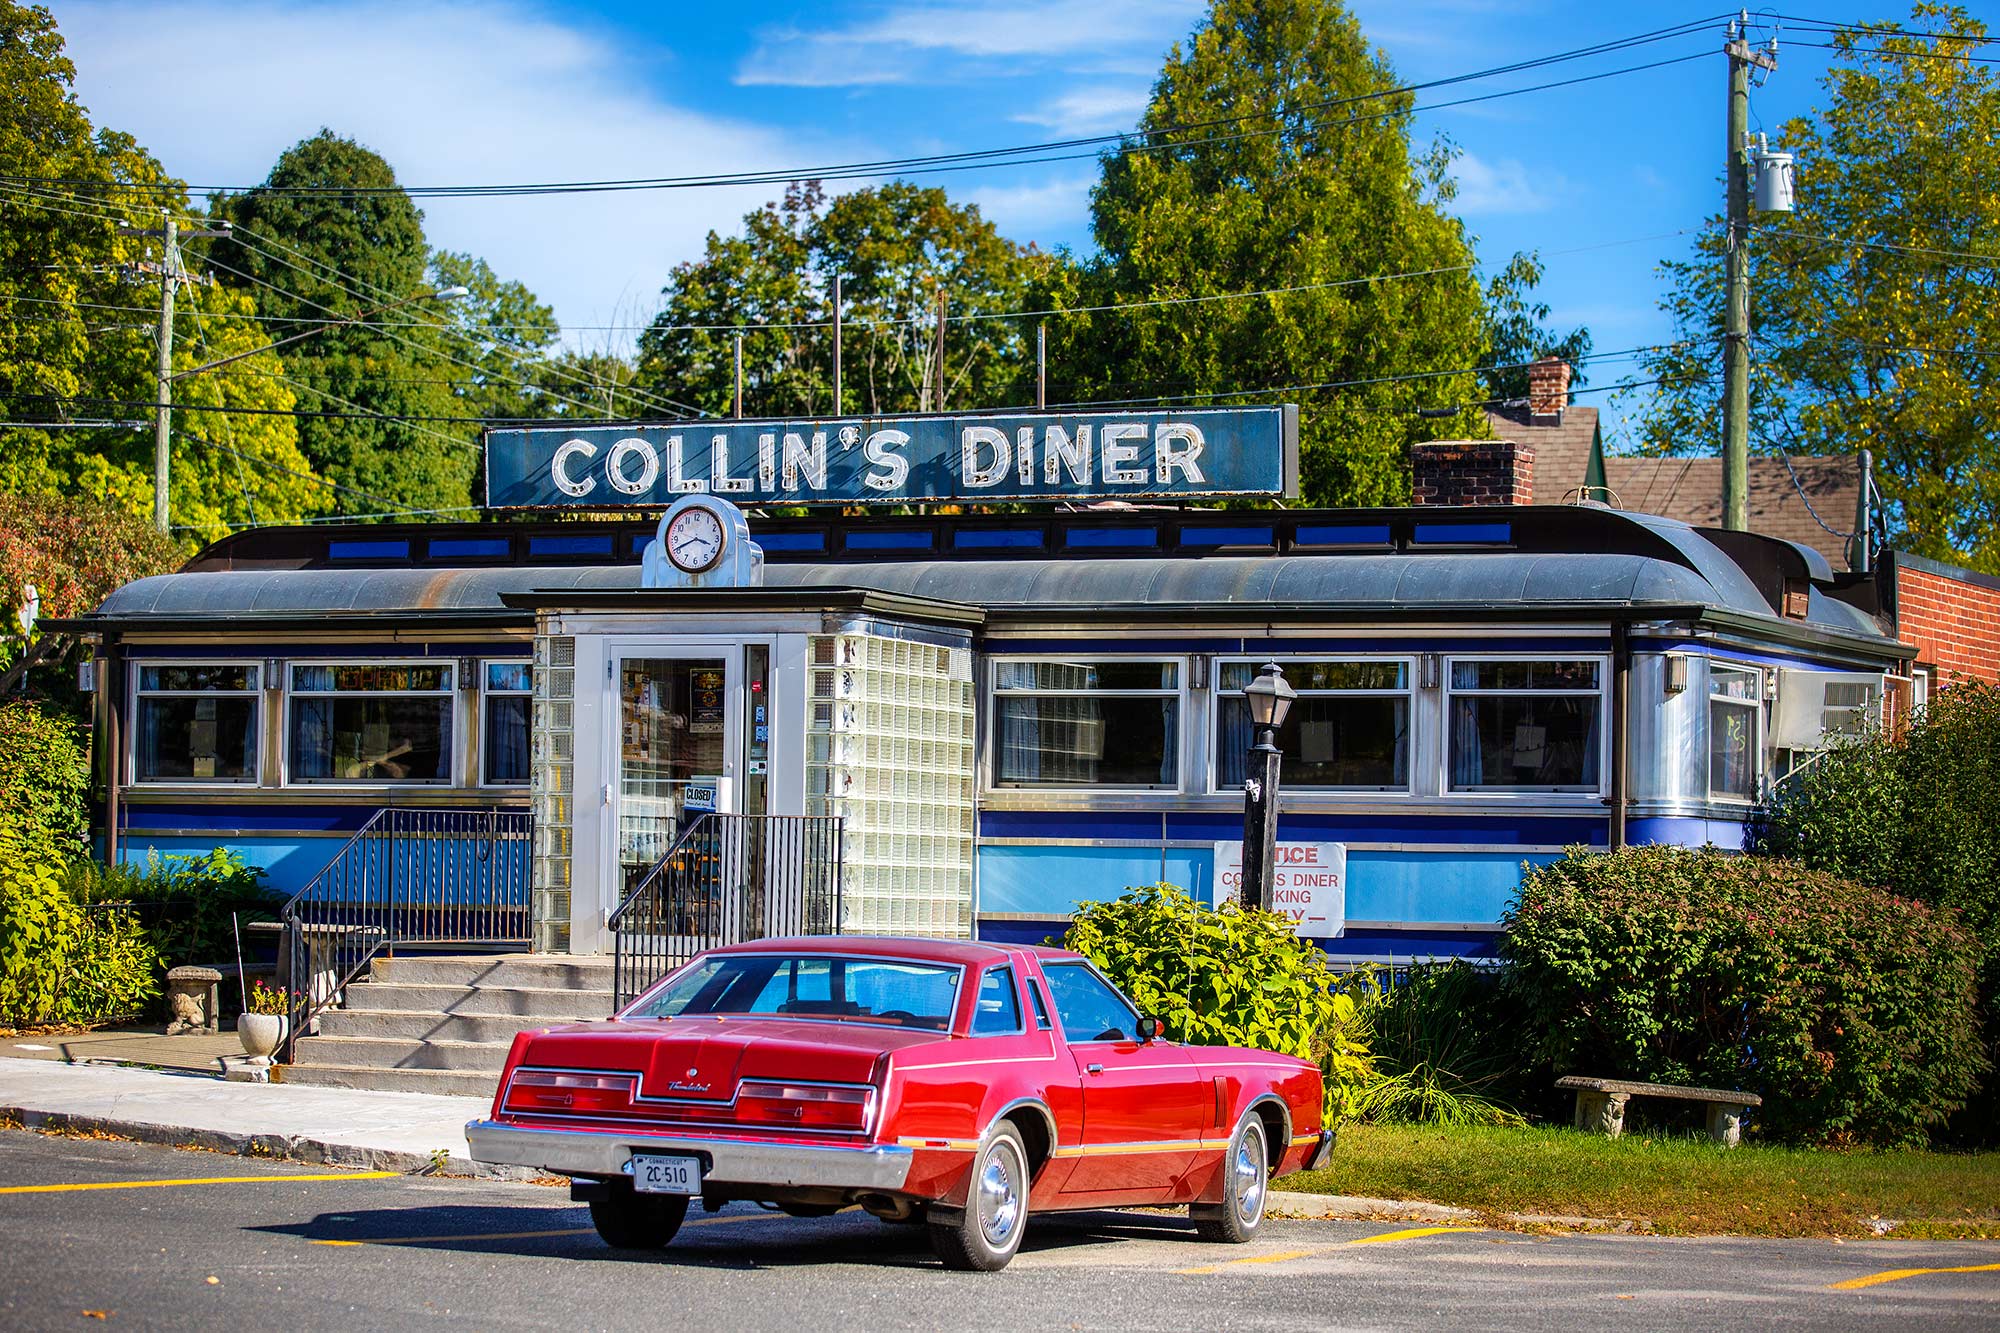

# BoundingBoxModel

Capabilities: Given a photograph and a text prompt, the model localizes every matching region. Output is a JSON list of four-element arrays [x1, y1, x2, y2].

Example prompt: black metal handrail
[[279, 807, 530, 1058], [611, 812, 844, 1010]]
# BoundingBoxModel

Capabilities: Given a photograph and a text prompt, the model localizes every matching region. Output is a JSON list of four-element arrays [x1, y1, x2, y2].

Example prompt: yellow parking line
[[1175, 1249, 1314, 1275], [311, 1207, 797, 1248], [0, 1171, 398, 1195], [1831, 1262, 2000, 1291], [1348, 1226, 1483, 1245]]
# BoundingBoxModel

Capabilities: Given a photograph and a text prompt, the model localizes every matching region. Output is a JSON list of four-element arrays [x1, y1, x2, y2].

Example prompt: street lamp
[[1238, 661, 1297, 911]]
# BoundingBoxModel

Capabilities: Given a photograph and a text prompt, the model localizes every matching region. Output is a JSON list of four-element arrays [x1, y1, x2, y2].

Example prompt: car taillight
[[735, 1081, 875, 1132], [503, 1069, 638, 1117]]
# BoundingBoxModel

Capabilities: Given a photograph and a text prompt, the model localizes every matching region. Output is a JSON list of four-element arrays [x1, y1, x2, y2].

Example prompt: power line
[[1754, 225, 2000, 266], [0, 19, 1727, 199]]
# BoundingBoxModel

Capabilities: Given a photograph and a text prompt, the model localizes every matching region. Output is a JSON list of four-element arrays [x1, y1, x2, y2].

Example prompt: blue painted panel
[[978, 809, 1609, 847], [979, 845, 1213, 916], [1064, 526, 1157, 549], [527, 534, 615, 557], [1295, 524, 1391, 546], [123, 803, 385, 833], [1344, 849, 1553, 923], [975, 916, 1501, 960], [1413, 522, 1511, 545], [990, 636, 1611, 656], [428, 538, 510, 559], [954, 528, 1044, 550], [755, 531, 827, 553], [328, 540, 409, 560], [845, 529, 935, 552], [116, 835, 342, 895], [1180, 525, 1274, 547], [123, 643, 521, 660], [1628, 815, 1752, 851]]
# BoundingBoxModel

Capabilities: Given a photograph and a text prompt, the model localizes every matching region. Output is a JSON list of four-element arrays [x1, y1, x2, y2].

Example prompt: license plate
[[630, 1154, 702, 1195]]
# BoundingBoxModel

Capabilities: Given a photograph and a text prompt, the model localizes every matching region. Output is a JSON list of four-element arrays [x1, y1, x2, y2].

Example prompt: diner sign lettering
[[483, 407, 1298, 508]]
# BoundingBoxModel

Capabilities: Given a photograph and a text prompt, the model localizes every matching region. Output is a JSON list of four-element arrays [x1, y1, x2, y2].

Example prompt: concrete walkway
[[0, 1056, 505, 1177], [4, 1026, 242, 1075]]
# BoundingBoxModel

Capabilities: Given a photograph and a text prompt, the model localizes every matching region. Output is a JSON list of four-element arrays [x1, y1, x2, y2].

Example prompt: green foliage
[[0, 819, 159, 1026], [1042, 0, 1495, 508], [0, 699, 90, 846], [66, 847, 277, 968], [1355, 960, 1527, 1127], [244, 979, 298, 1016], [1479, 252, 1592, 402], [1631, 4, 2000, 569], [1063, 883, 1372, 1121], [637, 181, 1036, 419], [1502, 845, 1987, 1146]]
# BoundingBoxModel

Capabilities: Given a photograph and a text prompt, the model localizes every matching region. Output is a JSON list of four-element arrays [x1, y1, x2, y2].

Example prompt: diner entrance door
[[609, 647, 745, 905]]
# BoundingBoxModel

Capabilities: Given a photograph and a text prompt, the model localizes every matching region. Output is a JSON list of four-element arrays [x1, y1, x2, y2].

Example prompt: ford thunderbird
[[465, 937, 1332, 1271]]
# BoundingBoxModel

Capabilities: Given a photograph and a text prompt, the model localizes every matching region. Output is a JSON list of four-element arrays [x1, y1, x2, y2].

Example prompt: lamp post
[[1238, 661, 1297, 911]]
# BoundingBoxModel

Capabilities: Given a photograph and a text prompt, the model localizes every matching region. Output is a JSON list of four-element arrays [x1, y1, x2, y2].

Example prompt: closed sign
[[1213, 841, 1346, 938]]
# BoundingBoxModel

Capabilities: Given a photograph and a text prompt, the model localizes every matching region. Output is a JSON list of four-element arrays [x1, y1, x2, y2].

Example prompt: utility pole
[[1722, 11, 1777, 532], [120, 213, 229, 533], [1036, 322, 1046, 410], [831, 273, 843, 416]]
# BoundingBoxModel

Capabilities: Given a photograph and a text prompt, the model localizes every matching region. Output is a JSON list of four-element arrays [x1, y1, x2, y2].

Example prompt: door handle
[[1086, 1063, 1104, 1074]]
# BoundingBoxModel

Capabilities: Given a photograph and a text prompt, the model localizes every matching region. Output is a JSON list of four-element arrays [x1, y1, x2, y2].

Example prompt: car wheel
[[589, 1181, 690, 1250], [929, 1124, 1029, 1272], [1194, 1114, 1269, 1244]]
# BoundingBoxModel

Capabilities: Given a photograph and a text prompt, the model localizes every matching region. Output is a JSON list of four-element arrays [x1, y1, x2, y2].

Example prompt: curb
[[0, 1104, 542, 1183], [1269, 1189, 1638, 1233]]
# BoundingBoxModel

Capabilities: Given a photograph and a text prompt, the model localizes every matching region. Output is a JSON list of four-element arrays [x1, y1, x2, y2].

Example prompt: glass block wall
[[806, 634, 975, 937], [530, 634, 575, 952]]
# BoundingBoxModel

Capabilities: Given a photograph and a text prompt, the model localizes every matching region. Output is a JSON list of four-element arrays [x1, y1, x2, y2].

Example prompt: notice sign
[[484, 406, 1299, 508], [1213, 841, 1346, 938]]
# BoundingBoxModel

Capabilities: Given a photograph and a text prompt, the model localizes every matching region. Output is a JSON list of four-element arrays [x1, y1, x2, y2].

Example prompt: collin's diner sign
[[484, 406, 1299, 507]]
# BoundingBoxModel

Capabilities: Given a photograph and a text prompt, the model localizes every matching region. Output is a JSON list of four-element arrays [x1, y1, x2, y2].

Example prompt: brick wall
[[1893, 555, 2000, 685], [1411, 440, 1535, 507]]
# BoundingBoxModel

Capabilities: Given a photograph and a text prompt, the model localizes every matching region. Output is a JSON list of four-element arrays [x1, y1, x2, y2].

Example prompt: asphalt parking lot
[[0, 1129, 1994, 1331]]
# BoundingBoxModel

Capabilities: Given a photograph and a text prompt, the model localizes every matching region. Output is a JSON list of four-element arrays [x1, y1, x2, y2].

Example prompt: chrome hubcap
[[978, 1142, 1023, 1247], [1233, 1127, 1266, 1224]]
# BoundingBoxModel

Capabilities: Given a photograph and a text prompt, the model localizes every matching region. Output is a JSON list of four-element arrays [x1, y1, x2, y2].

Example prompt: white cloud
[[965, 174, 1095, 237], [1450, 152, 1562, 216], [54, 0, 856, 353], [1011, 86, 1151, 136], [736, 0, 1200, 87]]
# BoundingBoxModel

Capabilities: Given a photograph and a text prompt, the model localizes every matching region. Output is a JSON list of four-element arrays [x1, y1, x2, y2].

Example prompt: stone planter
[[236, 1012, 287, 1060]]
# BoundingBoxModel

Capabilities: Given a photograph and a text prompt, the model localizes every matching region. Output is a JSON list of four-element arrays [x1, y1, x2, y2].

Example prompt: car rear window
[[632, 954, 962, 1029]]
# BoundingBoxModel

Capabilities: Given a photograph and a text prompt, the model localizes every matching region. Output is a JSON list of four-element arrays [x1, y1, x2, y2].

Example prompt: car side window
[[1043, 963, 1138, 1043], [971, 966, 1023, 1035], [1026, 979, 1053, 1031]]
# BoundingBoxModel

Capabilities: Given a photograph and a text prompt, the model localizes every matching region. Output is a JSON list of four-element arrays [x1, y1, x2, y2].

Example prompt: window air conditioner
[[1770, 670, 1884, 750]]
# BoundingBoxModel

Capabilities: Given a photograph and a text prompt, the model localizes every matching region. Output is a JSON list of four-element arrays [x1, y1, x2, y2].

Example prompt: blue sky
[[52, 0, 1928, 446]]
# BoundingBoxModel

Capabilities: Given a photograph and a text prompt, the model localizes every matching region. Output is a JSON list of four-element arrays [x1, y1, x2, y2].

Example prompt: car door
[[1039, 960, 1207, 1199]]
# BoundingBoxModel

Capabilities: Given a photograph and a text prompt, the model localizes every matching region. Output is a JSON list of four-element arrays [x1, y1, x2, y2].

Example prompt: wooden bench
[[1556, 1076, 1763, 1147]]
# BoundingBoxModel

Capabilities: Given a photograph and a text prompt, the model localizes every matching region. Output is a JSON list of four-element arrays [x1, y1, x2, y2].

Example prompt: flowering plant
[[244, 980, 299, 1016]]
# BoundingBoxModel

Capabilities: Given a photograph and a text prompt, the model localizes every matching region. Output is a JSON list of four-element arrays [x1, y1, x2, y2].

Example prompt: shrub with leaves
[[66, 847, 276, 969], [1064, 883, 1373, 1120], [0, 699, 90, 848], [1357, 960, 1527, 1127], [1502, 845, 1987, 1146], [0, 818, 159, 1026]]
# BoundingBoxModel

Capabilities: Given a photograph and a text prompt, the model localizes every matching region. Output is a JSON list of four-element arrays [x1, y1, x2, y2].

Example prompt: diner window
[[482, 661, 531, 786], [134, 664, 259, 783], [1215, 659, 1410, 790], [1709, 663, 1763, 802], [992, 660, 1180, 789], [1447, 658, 1603, 792], [288, 663, 453, 784]]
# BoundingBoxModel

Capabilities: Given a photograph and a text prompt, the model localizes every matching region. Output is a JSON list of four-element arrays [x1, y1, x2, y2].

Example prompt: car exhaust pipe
[[857, 1192, 915, 1222]]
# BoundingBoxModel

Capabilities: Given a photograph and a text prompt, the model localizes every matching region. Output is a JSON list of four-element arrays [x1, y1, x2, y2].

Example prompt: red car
[[466, 937, 1332, 1271]]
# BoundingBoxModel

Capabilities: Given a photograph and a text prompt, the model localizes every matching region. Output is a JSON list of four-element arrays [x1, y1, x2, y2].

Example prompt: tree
[[1043, 0, 1492, 508], [209, 131, 478, 518], [1632, 5, 2000, 570], [636, 181, 1036, 418], [1478, 251, 1592, 403]]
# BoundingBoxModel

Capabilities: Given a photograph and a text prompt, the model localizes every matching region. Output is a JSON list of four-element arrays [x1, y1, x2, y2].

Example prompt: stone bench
[[1556, 1076, 1764, 1147]]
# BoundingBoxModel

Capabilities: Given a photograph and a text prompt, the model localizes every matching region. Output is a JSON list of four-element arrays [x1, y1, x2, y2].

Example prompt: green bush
[[66, 847, 277, 969], [0, 820, 159, 1026], [1064, 883, 1373, 1120], [0, 699, 90, 848], [1356, 960, 1527, 1127], [1501, 845, 1987, 1146]]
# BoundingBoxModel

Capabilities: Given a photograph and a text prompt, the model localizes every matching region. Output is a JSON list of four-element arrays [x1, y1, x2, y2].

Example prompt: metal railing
[[611, 813, 844, 1010], [279, 807, 530, 1057]]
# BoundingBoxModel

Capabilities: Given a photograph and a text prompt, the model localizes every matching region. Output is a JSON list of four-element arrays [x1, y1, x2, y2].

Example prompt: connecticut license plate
[[630, 1154, 702, 1195]]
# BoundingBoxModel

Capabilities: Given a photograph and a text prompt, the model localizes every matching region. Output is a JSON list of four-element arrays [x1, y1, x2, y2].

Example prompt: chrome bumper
[[465, 1119, 915, 1190], [1305, 1128, 1335, 1171]]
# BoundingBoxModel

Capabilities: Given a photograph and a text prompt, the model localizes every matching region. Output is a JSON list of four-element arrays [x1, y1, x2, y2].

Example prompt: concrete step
[[368, 954, 616, 991], [312, 1008, 584, 1044], [279, 1062, 502, 1099], [289, 1034, 512, 1073], [341, 982, 613, 1021]]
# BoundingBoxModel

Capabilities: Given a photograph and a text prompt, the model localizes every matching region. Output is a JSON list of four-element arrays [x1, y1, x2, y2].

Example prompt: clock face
[[665, 506, 727, 573]]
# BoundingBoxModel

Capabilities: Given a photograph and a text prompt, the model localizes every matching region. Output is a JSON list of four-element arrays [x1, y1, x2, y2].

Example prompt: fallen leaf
[[81, 1311, 109, 1320], [1616, 1295, 1635, 1301], [203, 1277, 219, 1286]]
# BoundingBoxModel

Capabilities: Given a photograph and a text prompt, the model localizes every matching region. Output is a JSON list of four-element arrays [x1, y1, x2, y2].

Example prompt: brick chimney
[[1411, 440, 1536, 507], [1526, 356, 1571, 423]]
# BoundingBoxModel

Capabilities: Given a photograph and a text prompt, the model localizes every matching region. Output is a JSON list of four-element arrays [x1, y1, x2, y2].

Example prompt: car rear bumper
[[1305, 1128, 1335, 1171], [464, 1119, 916, 1190]]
